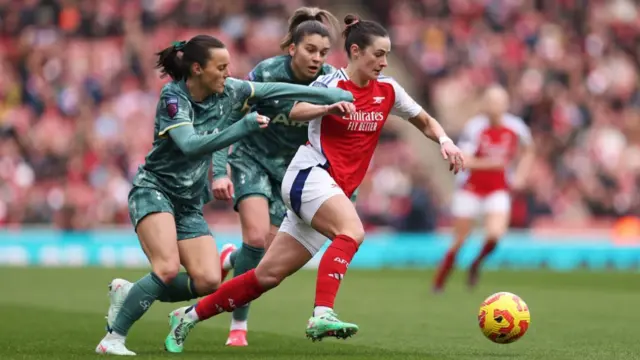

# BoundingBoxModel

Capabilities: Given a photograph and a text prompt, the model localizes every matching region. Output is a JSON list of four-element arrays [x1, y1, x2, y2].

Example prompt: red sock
[[472, 241, 497, 268], [314, 234, 359, 308], [434, 250, 457, 289], [195, 269, 264, 321]]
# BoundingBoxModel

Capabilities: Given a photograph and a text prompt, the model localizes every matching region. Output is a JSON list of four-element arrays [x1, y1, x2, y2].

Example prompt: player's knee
[[484, 232, 502, 243], [242, 227, 268, 249], [485, 221, 508, 241], [450, 240, 464, 252], [190, 270, 221, 295], [152, 260, 181, 283], [339, 222, 365, 245]]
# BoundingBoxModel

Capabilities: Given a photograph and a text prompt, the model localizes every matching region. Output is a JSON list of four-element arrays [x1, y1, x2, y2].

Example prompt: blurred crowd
[[2, 0, 640, 231], [0, 0, 436, 230], [368, 0, 640, 226]]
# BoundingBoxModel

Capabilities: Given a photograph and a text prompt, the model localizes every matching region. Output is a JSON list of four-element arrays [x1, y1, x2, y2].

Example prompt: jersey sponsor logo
[[271, 113, 307, 127], [343, 110, 385, 122], [343, 111, 384, 132], [166, 96, 179, 118]]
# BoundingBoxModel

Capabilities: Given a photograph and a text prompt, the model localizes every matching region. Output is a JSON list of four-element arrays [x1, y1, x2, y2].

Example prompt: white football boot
[[95, 333, 136, 356], [95, 278, 136, 355], [106, 278, 133, 330]]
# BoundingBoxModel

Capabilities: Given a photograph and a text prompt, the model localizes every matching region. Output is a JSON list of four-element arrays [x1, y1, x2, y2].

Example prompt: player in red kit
[[433, 85, 535, 292], [163, 14, 465, 353]]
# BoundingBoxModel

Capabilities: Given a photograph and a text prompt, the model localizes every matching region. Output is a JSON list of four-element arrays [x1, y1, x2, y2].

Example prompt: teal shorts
[[128, 186, 211, 240], [227, 150, 287, 227]]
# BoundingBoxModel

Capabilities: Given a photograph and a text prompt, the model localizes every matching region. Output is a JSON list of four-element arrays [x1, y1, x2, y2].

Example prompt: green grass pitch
[[0, 267, 638, 360]]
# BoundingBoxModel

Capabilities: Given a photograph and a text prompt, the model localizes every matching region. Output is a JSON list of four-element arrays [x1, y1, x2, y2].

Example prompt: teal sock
[[229, 249, 239, 268], [231, 243, 264, 322], [157, 272, 199, 302], [111, 272, 167, 336]]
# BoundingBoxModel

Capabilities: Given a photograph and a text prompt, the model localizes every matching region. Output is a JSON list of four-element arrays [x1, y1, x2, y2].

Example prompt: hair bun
[[344, 14, 359, 26]]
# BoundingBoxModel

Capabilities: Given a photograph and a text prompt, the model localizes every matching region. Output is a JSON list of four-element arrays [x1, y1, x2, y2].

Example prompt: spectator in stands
[[3, 0, 640, 229]]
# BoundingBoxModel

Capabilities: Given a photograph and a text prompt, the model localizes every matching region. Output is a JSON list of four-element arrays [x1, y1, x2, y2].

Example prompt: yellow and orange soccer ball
[[478, 292, 531, 344]]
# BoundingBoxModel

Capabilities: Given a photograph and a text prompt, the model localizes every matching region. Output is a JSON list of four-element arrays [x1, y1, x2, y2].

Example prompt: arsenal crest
[[166, 96, 178, 118]]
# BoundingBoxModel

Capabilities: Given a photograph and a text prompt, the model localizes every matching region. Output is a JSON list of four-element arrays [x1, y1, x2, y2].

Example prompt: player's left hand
[[326, 101, 356, 116], [440, 140, 465, 174], [213, 177, 234, 201]]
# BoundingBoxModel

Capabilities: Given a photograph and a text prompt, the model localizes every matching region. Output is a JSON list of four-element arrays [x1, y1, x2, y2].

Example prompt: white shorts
[[279, 210, 327, 255], [451, 190, 511, 218], [280, 165, 345, 255]]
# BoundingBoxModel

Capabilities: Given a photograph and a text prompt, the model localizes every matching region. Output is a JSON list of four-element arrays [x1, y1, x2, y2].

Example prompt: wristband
[[439, 136, 453, 145]]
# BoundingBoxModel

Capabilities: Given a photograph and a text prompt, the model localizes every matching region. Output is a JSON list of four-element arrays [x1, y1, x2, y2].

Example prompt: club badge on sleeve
[[166, 96, 179, 118]]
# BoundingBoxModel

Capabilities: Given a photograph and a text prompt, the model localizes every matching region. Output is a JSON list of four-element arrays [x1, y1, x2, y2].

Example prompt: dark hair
[[342, 14, 388, 58], [280, 7, 340, 50], [155, 35, 225, 81]]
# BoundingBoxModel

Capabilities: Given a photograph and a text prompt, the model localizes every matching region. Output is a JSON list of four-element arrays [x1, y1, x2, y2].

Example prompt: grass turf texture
[[0, 267, 638, 360]]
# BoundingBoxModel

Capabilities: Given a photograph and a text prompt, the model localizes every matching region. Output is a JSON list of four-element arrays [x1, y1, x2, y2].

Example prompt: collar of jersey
[[340, 68, 374, 90]]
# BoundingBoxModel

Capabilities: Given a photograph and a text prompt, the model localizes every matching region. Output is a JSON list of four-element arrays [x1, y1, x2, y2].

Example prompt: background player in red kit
[[433, 85, 535, 292], [163, 14, 465, 353]]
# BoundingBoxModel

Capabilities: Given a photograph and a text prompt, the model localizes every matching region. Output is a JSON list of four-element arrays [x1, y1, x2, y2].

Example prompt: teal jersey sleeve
[[168, 112, 261, 158], [225, 77, 353, 109], [157, 87, 194, 136], [212, 147, 230, 180], [249, 81, 353, 105]]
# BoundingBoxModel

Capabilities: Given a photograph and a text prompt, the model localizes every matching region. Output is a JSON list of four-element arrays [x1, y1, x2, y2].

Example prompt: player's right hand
[[326, 101, 356, 116], [213, 177, 234, 201], [256, 114, 270, 129]]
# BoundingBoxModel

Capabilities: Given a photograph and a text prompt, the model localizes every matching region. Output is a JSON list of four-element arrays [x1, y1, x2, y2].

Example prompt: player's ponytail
[[342, 14, 388, 59], [280, 7, 341, 50], [156, 41, 186, 80], [156, 35, 226, 81]]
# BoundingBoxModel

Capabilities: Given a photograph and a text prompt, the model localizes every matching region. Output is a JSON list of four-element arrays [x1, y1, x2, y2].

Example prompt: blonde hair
[[280, 7, 341, 50]]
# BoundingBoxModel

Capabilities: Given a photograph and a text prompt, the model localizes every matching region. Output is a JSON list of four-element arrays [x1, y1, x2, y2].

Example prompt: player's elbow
[[171, 134, 202, 158], [408, 112, 429, 131], [288, 105, 304, 121], [179, 146, 199, 158]]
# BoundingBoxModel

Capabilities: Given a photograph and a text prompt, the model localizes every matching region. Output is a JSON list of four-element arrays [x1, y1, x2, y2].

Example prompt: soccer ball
[[478, 292, 530, 344]]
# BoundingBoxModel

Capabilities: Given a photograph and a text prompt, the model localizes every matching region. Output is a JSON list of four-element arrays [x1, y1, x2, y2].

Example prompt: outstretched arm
[[408, 110, 464, 173], [249, 81, 353, 106], [386, 78, 464, 173], [289, 101, 355, 122], [408, 110, 451, 145], [169, 112, 267, 158]]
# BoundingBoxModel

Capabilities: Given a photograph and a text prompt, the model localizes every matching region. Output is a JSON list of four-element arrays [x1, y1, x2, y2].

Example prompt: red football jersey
[[456, 114, 532, 195], [288, 69, 422, 198]]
